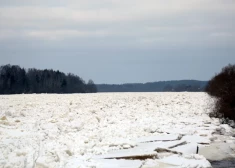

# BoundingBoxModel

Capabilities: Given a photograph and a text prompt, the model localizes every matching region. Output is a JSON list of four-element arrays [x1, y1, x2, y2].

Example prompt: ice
[[136, 140, 187, 151], [158, 154, 211, 168], [135, 134, 180, 143], [0, 93, 234, 167], [181, 135, 210, 144], [65, 158, 143, 168], [94, 148, 158, 159], [198, 142, 235, 161], [172, 143, 198, 155]]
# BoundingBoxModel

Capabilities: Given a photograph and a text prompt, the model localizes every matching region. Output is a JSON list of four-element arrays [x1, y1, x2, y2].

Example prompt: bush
[[205, 64, 235, 123]]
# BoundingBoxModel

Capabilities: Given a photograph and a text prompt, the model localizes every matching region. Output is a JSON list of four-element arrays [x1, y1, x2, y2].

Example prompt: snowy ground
[[0, 93, 235, 168]]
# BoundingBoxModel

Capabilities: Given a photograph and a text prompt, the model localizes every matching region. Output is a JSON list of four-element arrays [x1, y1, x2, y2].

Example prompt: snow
[[0, 92, 235, 167]]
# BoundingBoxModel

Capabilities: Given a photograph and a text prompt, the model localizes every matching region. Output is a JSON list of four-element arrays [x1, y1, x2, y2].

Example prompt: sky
[[0, 0, 235, 84]]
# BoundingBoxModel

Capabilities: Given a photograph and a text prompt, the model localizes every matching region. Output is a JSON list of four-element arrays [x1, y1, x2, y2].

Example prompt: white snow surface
[[0, 92, 234, 168]]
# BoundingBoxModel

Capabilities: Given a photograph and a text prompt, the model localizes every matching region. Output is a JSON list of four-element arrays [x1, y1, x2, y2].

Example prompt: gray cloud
[[0, 0, 235, 83]]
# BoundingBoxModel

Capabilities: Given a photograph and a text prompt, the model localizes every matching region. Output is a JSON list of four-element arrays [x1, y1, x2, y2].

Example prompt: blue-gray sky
[[0, 0, 235, 84]]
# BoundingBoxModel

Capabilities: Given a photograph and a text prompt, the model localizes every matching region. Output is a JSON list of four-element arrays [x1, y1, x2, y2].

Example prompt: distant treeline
[[0, 64, 97, 94], [97, 80, 207, 92]]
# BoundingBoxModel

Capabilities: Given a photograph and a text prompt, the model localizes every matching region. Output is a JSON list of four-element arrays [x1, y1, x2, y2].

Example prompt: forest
[[0, 64, 207, 94], [0, 64, 97, 94], [97, 80, 207, 92]]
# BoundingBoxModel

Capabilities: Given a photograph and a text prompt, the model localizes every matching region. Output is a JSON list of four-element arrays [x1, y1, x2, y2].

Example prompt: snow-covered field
[[0, 93, 235, 168]]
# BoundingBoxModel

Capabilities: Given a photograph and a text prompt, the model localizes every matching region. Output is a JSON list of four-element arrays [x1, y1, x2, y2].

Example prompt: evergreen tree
[[0, 64, 97, 94]]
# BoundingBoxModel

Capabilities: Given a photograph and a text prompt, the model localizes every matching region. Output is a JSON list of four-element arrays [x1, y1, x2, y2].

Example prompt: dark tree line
[[205, 64, 235, 123], [97, 80, 207, 92], [0, 64, 97, 94], [163, 84, 204, 92]]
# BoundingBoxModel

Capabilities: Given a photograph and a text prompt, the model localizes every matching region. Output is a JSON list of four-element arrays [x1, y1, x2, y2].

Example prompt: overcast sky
[[0, 0, 235, 84]]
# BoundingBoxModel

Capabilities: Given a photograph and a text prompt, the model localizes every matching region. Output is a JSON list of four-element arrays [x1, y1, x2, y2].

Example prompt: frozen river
[[0, 93, 235, 167]]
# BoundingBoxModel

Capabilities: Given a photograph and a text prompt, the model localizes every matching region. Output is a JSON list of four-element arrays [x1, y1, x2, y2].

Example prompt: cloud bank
[[0, 0, 235, 83]]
